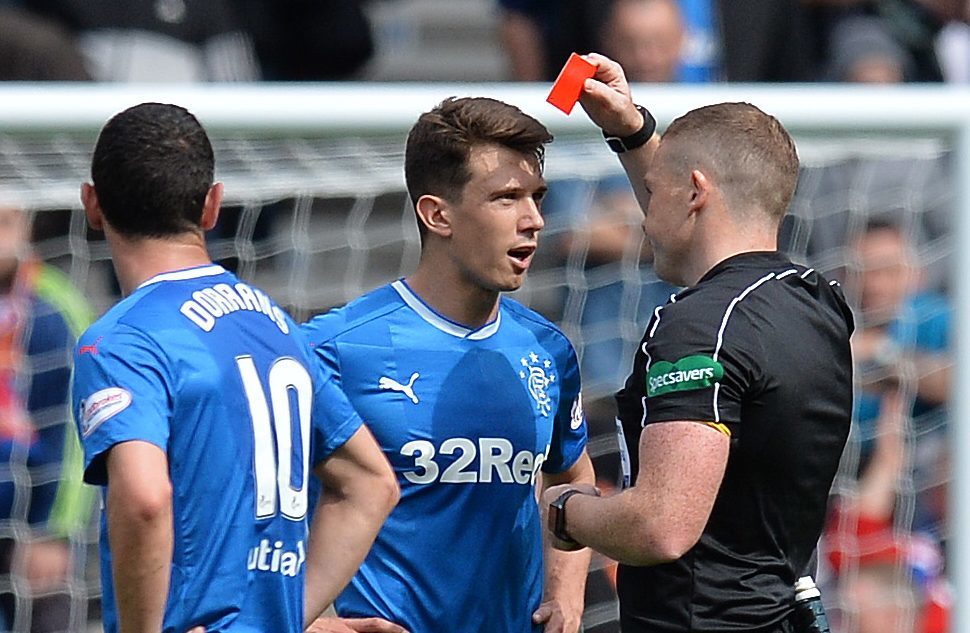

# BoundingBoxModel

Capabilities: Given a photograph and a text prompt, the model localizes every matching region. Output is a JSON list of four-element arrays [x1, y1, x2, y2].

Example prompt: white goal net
[[0, 84, 965, 633]]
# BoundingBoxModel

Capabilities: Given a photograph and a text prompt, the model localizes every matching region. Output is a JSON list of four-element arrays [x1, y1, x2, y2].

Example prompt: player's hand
[[577, 53, 644, 138], [186, 627, 205, 633], [306, 616, 409, 633], [533, 598, 583, 633]]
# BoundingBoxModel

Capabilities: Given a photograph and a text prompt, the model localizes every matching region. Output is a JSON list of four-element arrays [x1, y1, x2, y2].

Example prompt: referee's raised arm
[[576, 53, 660, 225], [543, 59, 854, 633]]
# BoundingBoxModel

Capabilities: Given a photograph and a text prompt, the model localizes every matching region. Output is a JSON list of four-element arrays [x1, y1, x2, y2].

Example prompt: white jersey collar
[[137, 264, 227, 290], [392, 279, 501, 340]]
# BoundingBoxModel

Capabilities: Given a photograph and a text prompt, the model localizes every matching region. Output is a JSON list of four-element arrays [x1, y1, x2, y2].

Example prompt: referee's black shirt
[[615, 251, 854, 633]]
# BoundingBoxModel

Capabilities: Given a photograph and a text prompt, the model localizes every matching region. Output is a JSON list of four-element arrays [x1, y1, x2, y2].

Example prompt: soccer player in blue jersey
[[303, 97, 596, 633], [72, 103, 398, 633]]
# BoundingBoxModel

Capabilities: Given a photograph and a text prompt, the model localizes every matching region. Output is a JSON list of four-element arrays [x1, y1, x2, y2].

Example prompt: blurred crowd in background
[[0, 0, 969, 84], [0, 1, 964, 632]]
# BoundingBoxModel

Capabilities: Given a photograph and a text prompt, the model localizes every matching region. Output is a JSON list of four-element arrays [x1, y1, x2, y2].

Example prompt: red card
[[547, 53, 596, 115]]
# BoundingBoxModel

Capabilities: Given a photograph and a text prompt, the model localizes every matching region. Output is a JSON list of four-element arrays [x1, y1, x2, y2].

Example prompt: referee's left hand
[[533, 597, 582, 633]]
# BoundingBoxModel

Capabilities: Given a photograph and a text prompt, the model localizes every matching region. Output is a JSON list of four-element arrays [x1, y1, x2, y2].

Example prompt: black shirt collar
[[696, 251, 791, 285]]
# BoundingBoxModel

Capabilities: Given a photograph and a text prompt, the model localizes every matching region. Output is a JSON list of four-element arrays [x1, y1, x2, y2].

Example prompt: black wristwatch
[[603, 104, 657, 153], [548, 489, 587, 546]]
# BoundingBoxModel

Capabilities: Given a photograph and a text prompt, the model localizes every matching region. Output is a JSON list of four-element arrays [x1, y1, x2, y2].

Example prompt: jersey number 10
[[236, 356, 312, 521]]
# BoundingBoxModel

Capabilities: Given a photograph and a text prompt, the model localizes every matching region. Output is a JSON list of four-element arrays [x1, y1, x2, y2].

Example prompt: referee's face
[[446, 143, 547, 294], [641, 143, 693, 286]]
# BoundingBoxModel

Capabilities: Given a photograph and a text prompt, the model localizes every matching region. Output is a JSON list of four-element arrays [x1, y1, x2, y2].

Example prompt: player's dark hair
[[404, 97, 553, 239], [91, 102, 214, 238], [662, 102, 799, 223]]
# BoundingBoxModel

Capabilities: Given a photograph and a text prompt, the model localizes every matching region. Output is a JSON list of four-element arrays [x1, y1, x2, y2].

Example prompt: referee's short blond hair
[[662, 102, 799, 224]]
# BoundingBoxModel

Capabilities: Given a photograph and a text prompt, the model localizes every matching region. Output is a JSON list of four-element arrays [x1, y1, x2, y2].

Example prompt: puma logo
[[379, 372, 420, 404], [79, 337, 103, 356]]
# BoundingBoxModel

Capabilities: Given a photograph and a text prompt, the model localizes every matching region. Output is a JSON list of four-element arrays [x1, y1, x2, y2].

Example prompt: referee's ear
[[415, 194, 452, 239], [688, 169, 711, 214]]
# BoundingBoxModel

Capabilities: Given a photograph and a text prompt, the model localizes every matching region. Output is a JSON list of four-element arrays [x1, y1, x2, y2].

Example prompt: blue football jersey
[[301, 280, 588, 633], [71, 265, 363, 633]]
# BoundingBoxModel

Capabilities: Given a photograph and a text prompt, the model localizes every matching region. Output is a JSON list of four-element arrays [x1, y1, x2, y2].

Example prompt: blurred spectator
[[548, 176, 678, 397], [846, 219, 950, 450], [675, 0, 816, 81], [673, 0, 719, 81], [0, 6, 90, 80], [500, 0, 814, 82], [936, 19, 970, 82], [598, 0, 685, 83], [824, 389, 950, 633], [827, 15, 915, 82], [845, 220, 951, 554], [236, 0, 375, 80], [804, 0, 950, 81], [892, 0, 965, 81], [718, 0, 817, 80], [0, 204, 93, 632], [498, 0, 611, 81], [23, 0, 258, 81]]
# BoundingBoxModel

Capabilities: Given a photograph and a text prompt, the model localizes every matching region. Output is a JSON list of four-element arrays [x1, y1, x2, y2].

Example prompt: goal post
[[0, 82, 968, 633]]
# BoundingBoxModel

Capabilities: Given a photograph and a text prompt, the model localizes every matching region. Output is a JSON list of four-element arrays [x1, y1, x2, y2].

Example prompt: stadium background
[[1, 1, 969, 632]]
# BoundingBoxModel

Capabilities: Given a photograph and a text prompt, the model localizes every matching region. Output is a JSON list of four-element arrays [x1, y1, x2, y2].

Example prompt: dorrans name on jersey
[[73, 264, 366, 633], [179, 281, 290, 334]]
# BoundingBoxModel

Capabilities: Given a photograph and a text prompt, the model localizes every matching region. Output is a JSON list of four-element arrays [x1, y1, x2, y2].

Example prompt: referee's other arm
[[543, 421, 727, 565]]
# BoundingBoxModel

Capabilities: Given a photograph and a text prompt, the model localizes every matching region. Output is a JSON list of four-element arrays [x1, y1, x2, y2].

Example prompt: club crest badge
[[519, 351, 555, 417]]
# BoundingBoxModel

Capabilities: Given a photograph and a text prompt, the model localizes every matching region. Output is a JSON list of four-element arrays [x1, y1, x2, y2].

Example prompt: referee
[[542, 54, 854, 632]]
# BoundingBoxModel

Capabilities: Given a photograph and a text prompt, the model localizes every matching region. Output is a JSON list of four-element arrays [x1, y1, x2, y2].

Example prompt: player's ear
[[80, 183, 104, 231], [688, 169, 710, 214], [200, 183, 224, 231], [415, 194, 452, 238]]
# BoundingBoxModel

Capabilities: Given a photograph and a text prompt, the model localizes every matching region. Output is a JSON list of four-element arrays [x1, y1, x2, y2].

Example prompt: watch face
[[548, 503, 562, 534], [605, 137, 627, 153]]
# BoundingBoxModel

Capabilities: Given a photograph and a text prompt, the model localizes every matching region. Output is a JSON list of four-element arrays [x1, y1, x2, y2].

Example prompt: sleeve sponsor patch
[[569, 392, 585, 430], [647, 355, 724, 397], [79, 387, 132, 437]]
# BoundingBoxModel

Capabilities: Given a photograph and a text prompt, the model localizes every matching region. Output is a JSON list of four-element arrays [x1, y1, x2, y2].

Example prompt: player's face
[[640, 142, 694, 286], [446, 144, 547, 293]]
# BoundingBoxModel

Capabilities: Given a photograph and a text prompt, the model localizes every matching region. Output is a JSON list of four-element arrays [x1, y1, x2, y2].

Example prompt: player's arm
[[577, 53, 661, 215], [542, 421, 729, 565], [304, 425, 399, 627], [105, 440, 173, 633], [534, 451, 596, 633]]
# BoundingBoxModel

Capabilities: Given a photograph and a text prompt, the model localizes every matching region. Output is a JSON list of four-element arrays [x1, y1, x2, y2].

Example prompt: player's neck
[[405, 265, 500, 330], [107, 230, 213, 296]]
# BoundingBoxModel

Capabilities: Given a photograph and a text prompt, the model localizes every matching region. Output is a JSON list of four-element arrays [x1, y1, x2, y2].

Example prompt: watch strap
[[550, 489, 587, 545], [603, 104, 657, 153]]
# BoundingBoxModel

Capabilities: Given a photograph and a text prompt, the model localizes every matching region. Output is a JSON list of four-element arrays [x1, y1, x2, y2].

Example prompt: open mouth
[[508, 245, 536, 267]]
